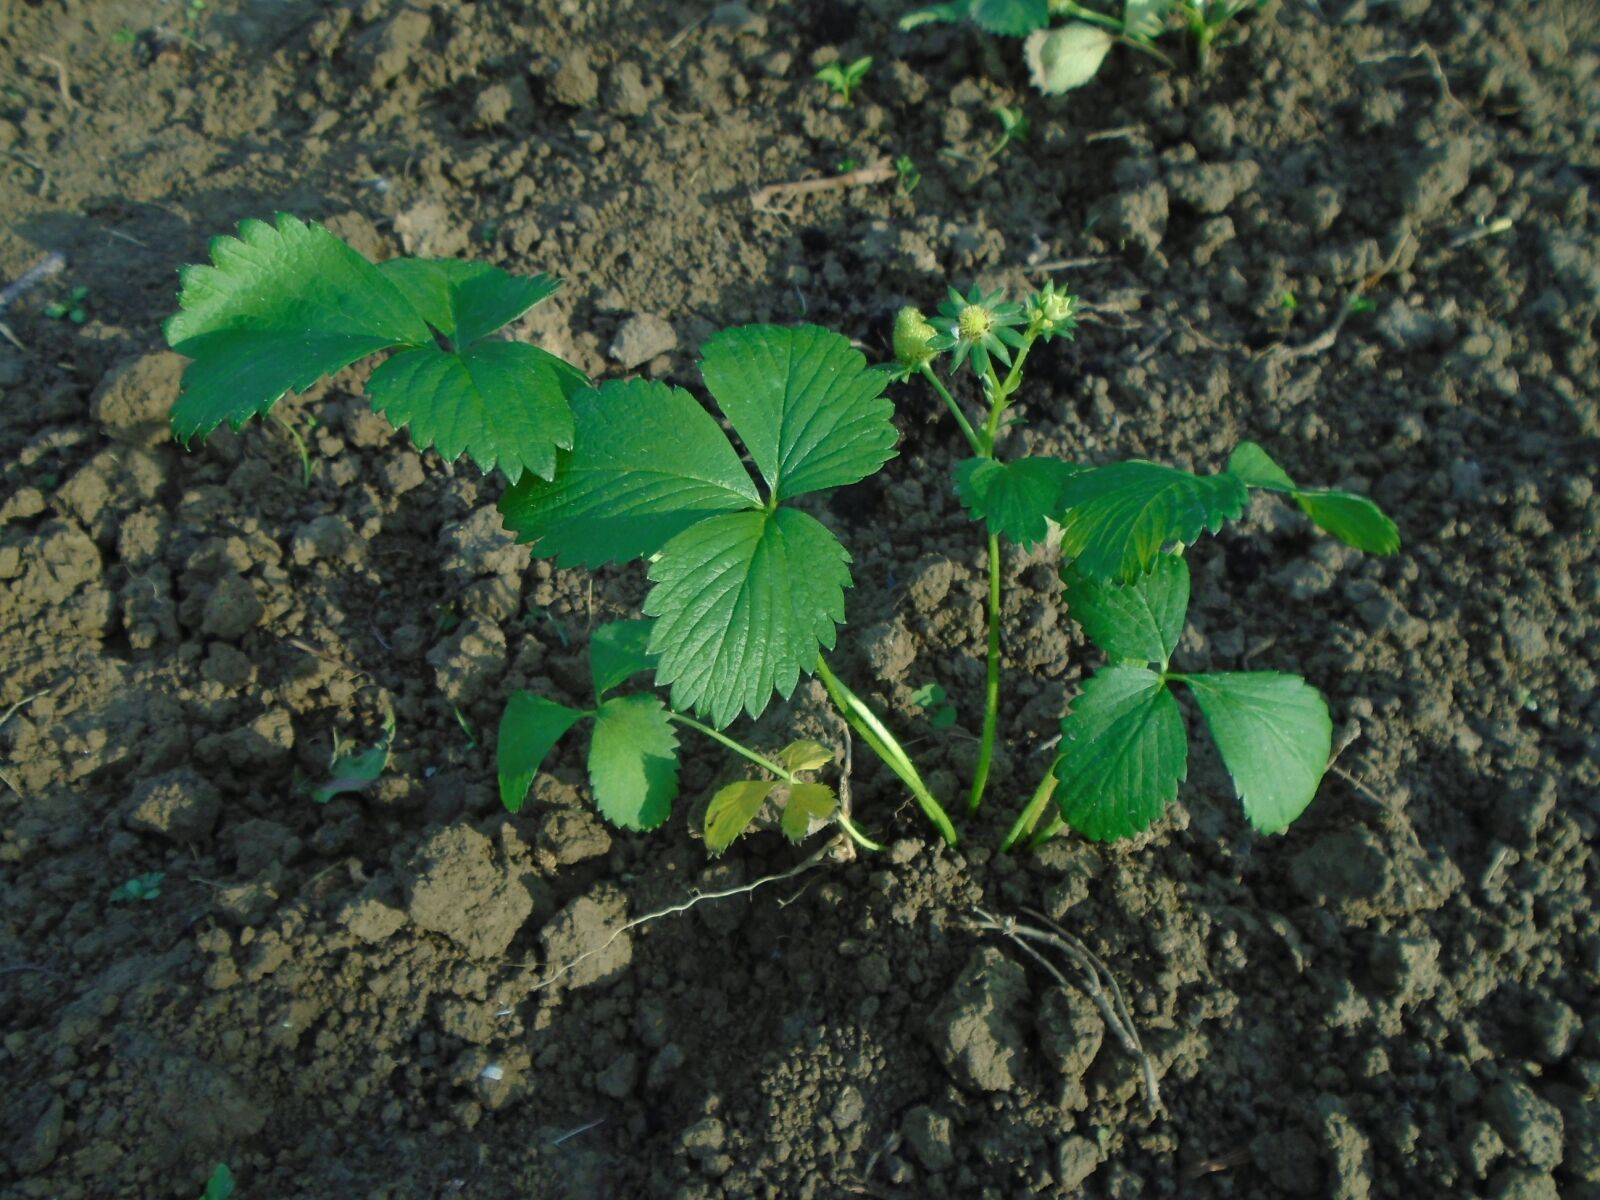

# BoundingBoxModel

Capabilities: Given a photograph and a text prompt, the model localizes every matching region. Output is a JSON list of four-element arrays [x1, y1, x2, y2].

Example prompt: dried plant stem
[[751, 160, 896, 215]]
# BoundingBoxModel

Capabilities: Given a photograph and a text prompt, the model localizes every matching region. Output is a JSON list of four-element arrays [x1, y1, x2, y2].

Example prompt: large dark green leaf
[[1054, 666, 1187, 841]]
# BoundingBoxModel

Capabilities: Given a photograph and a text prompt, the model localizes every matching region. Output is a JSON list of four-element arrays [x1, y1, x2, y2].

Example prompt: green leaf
[[366, 341, 583, 483], [497, 693, 586, 813], [1293, 492, 1401, 555], [310, 715, 395, 804], [1123, 0, 1175, 39], [1054, 666, 1187, 841], [1182, 672, 1332, 835], [705, 779, 778, 854], [645, 507, 851, 728], [587, 694, 680, 830], [899, 1, 971, 29], [201, 1162, 236, 1200], [777, 740, 833, 773], [498, 379, 761, 567], [1227, 442, 1400, 555], [167, 213, 431, 442], [1062, 552, 1190, 668], [1225, 441, 1296, 491], [954, 456, 1081, 548], [1059, 460, 1248, 583], [589, 619, 658, 700], [971, 0, 1050, 35], [699, 325, 897, 502], [376, 258, 558, 344], [1024, 23, 1114, 93], [781, 782, 838, 843]]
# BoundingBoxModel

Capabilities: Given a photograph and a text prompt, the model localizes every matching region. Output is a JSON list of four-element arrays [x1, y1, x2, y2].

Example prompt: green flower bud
[[1025, 281, 1078, 339], [893, 306, 938, 368]]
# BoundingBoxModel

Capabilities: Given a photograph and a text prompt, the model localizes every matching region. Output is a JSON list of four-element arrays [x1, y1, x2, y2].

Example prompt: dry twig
[[36, 55, 78, 111], [1276, 231, 1412, 361], [751, 160, 896, 216]]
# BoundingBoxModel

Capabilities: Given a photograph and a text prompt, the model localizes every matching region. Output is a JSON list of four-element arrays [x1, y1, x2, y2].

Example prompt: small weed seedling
[[309, 714, 394, 804], [110, 871, 165, 903], [815, 55, 873, 105], [987, 105, 1030, 158], [164, 216, 1397, 858], [45, 285, 90, 324], [910, 683, 958, 730], [894, 154, 923, 194], [902, 0, 1268, 92]]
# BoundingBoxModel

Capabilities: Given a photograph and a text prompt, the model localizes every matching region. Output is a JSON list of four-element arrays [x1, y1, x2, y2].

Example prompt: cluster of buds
[[893, 281, 1078, 378]]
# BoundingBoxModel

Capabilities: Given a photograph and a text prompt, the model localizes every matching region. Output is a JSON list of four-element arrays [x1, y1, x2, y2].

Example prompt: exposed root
[[751, 160, 896, 216], [967, 905, 1162, 1119], [528, 839, 847, 993]]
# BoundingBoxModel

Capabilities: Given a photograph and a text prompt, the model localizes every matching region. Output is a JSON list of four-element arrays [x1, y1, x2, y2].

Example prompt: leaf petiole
[[815, 656, 958, 846], [1001, 759, 1061, 852], [968, 531, 1004, 813], [666, 711, 798, 784], [916, 363, 983, 456]]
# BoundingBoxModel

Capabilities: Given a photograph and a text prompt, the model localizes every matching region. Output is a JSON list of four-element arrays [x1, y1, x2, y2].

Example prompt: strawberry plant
[[164, 215, 1397, 857], [901, 1, 1268, 93]]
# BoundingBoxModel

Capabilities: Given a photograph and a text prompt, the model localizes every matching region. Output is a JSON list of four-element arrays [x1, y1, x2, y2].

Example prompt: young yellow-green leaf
[[366, 341, 583, 483], [777, 740, 834, 773], [1025, 23, 1114, 93], [498, 379, 762, 567], [705, 779, 778, 854], [781, 782, 838, 843], [166, 213, 431, 442], [498, 693, 587, 813], [1181, 672, 1332, 835], [645, 507, 851, 728], [376, 258, 559, 345], [1062, 552, 1190, 668], [954, 456, 1082, 548], [699, 325, 897, 502], [1054, 666, 1187, 842], [1293, 492, 1401, 556], [1227, 442, 1400, 555], [310, 716, 394, 804], [587, 694, 679, 830], [1059, 461, 1248, 583], [1123, 0, 1175, 39], [589, 619, 658, 700]]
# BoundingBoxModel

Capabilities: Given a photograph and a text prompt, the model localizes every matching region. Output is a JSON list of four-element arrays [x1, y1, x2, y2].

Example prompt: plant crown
[[165, 215, 1398, 855]]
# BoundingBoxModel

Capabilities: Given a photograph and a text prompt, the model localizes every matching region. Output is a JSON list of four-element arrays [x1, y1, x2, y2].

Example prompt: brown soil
[[2, 1, 1597, 1197]]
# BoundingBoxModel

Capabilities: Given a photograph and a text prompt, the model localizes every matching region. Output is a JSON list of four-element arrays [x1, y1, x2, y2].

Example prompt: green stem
[[968, 532, 1003, 814], [1049, 1, 1125, 34], [836, 812, 888, 854], [274, 413, 312, 488], [1001, 760, 1061, 852], [917, 363, 983, 456], [1028, 811, 1066, 849], [815, 656, 958, 847], [667, 713, 797, 783]]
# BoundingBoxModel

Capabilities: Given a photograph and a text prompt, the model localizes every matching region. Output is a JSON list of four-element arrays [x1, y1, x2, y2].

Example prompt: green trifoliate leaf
[[588, 619, 659, 701], [777, 740, 834, 773], [781, 782, 838, 843], [645, 508, 851, 728], [587, 694, 679, 830], [1054, 666, 1187, 842], [1025, 24, 1114, 93], [376, 258, 558, 344], [699, 325, 897, 502], [1181, 672, 1331, 835], [971, 0, 1050, 35], [166, 213, 431, 442], [1227, 442, 1400, 555], [498, 693, 587, 813], [498, 379, 761, 567], [1123, 0, 1175, 39], [366, 341, 583, 483], [954, 456, 1082, 548], [1063, 551, 1190, 668], [1059, 460, 1248, 583], [705, 780, 778, 855]]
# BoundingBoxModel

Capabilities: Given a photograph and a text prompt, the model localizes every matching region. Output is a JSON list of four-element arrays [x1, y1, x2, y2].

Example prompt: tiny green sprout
[[1347, 295, 1377, 315], [200, 1163, 235, 1200], [910, 683, 958, 730], [45, 285, 90, 324], [452, 705, 479, 750], [310, 714, 394, 803], [837, 157, 861, 173], [434, 602, 461, 635], [894, 155, 922, 194], [274, 412, 314, 487], [1279, 290, 1298, 312], [932, 284, 1026, 377], [815, 55, 873, 105], [112, 27, 136, 45], [986, 105, 1030, 158], [110, 871, 165, 903]]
